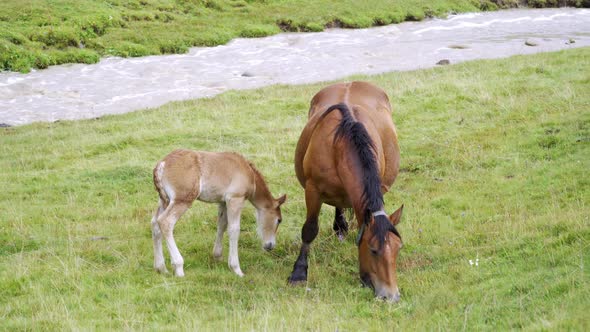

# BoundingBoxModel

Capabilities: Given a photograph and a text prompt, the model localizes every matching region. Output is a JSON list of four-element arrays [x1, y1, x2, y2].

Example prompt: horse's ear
[[276, 194, 287, 206], [388, 204, 404, 226]]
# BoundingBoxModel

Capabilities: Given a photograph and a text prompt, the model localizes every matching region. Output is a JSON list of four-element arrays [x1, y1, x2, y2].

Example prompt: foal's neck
[[248, 164, 274, 210]]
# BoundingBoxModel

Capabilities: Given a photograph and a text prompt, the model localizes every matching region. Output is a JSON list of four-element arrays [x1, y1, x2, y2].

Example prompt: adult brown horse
[[288, 81, 404, 302]]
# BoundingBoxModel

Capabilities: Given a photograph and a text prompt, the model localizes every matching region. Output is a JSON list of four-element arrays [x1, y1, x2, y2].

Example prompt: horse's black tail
[[320, 104, 383, 216]]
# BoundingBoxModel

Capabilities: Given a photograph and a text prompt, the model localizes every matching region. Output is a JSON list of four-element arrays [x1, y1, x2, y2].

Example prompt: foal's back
[[155, 149, 254, 204]]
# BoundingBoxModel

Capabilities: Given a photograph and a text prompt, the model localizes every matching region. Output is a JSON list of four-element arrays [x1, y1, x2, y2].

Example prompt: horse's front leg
[[333, 207, 348, 241], [288, 185, 322, 284], [226, 196, 246, 277], [213, 202, 227, 261]]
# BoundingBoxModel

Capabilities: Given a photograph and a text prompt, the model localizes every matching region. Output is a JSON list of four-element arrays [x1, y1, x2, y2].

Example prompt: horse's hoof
[[287, 276, 307, 286], [337, 233, 345, 242]]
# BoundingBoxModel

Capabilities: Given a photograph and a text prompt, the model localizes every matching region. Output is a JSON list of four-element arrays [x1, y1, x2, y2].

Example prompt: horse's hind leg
[[158, 201, 191, 277], [288, 185, 322, 284], [333, 207, 348, 241], [213, 202, 228, 261], [151, 199, 167, 273]]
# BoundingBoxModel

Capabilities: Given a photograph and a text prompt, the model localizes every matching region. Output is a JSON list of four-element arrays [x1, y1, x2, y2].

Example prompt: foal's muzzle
[[263, 242, 275, 251]]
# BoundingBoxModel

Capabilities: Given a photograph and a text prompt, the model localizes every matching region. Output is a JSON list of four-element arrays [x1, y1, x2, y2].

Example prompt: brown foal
[[151, 149, 286, 277]]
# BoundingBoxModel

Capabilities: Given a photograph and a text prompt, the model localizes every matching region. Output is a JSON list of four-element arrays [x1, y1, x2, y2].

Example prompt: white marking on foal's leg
[[213, 203, 227, 261], [226, 197, 245, 277], [152, 200, 167, 273], [158, 201, 190, 277]]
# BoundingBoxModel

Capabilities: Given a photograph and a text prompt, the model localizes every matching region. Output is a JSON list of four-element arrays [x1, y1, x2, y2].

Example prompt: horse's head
[[358, 205, 403, 302], [256, 194, 287, 251]]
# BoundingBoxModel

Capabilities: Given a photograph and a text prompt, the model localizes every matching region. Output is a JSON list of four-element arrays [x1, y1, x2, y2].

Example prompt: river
[[0, 8, 588, 126]]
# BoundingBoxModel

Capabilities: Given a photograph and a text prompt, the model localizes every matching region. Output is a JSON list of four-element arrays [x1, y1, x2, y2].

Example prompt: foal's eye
[[277, 218, 282, 224]]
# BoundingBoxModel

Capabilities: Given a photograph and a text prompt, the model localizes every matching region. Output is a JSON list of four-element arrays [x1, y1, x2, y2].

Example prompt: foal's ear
[[388, 204, 404, 226], [276, 194, 287, 206]]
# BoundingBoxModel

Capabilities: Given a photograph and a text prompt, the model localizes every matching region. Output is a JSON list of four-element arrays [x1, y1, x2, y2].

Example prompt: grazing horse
[[151, 149, 286, 277], [288, 81, 404, 302]]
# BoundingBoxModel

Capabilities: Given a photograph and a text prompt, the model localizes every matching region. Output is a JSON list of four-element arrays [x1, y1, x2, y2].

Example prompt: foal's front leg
[[213, 202, 227, 261], [225, 196, 246, 277]]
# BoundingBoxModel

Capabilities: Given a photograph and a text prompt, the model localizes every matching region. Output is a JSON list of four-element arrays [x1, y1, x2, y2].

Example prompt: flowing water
[[0, 8, 588, 126]]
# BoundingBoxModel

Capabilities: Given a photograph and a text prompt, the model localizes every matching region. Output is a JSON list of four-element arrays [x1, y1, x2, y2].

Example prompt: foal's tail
[[320, 104, 383, 214], [153, 161, 170, 205]]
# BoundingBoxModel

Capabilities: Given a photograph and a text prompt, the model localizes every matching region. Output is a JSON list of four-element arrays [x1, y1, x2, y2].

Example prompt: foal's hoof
[[173, 265, 185, 277], [336, 232, 346, 242], [154, 265, 168, 274]]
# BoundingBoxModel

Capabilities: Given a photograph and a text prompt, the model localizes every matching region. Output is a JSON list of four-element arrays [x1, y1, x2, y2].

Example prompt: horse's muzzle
[[376, 288, 401, 303]]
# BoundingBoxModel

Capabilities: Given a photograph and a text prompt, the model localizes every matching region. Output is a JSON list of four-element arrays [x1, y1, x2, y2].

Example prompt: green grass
[[1, 48, 589, 330], [2, 0, 589, 73]]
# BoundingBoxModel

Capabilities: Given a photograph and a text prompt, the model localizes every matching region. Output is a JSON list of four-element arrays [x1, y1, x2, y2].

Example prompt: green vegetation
[[2, 0, 589, 72], [1, 48, 589, 329]]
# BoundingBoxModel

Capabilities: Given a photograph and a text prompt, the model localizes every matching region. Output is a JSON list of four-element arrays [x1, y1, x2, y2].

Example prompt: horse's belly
[[315, 180, 352, 208], [322, 196, 352, 208]]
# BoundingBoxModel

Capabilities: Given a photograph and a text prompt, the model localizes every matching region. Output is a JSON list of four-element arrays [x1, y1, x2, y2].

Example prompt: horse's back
[[295, 81, 400, 199], [308, 81, 391, 117]]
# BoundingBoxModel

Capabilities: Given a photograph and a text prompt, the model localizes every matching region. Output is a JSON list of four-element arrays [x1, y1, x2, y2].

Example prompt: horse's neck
[[343, 154, 384, 224], [249, 166, 274, 209]]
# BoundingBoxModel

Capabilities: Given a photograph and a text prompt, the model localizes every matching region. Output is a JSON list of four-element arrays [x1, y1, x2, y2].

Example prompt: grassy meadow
[[1, 47, 589, 330], [2, 0, 589, 72]]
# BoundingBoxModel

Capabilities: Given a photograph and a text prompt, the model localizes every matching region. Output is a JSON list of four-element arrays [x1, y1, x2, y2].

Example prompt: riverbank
[[1, 0, 588, 73], [1, 48, 588, 329], [2, 8, 588, 126]]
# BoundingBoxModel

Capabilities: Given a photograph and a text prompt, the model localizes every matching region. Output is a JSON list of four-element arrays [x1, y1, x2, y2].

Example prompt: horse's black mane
[[321, 103, 401, 247]]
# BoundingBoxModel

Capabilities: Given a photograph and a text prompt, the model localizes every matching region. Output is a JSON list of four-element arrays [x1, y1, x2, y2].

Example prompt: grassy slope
[[2, 0, 588, 73], [1, 48, 589, 330]]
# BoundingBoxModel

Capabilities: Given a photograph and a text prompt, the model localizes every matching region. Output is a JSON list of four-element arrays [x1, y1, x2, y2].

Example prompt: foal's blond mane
[[247, 161, 274, 204]]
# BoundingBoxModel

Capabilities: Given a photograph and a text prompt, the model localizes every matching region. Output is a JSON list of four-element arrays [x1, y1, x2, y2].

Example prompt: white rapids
[[0, 8, 588, 126]]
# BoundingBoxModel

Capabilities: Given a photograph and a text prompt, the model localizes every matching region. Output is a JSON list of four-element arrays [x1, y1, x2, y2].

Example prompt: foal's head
[[256, 194, 287, 251], [358, 205, 403, 302]]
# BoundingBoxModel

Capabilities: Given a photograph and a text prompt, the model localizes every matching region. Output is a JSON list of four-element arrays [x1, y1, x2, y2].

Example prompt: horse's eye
[[370, 248, 378, 256], [277, 218, 282, 224]]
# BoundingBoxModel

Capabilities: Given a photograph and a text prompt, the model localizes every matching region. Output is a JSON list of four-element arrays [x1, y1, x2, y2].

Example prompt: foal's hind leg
[[151, 199, 167, 273], [157, 201, 191, 277], [213, 202, 228, 261], [333, 207, 348, 241]]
